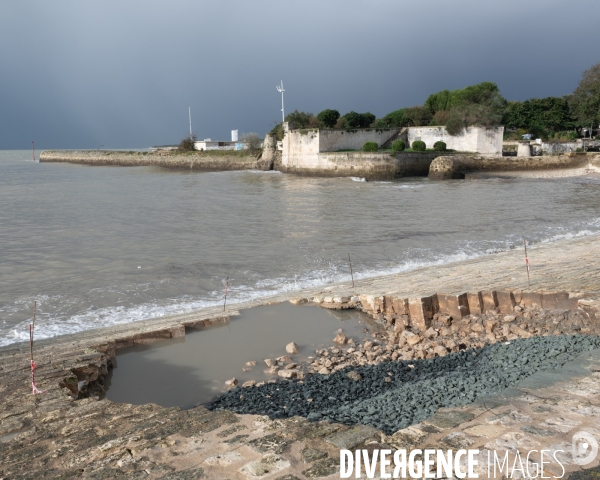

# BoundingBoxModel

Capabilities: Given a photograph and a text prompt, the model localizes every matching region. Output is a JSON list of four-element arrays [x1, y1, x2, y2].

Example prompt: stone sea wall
[[277, 151, 446, 180], [39, 150, 274, 171], [428, 152, 599, 179]]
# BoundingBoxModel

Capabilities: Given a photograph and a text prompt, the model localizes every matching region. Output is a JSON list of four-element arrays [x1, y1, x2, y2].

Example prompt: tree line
[[272, 62, 600, 141]]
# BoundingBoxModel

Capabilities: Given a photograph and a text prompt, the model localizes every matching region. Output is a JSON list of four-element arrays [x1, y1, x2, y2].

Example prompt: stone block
[[373, 296, 385, 313], [114, 336, 134, 349], [207, 316, 230, 327], [467, 292, 484, 315], [481, 291, 498, 312], [383, 296, 396, 314], [325, 424, 379, 449], [359, 295, 375, 311], [436, 293, 470, 319], [542, 292, 577, 310], [408, 296, 435, 332], [170, 325, 185, 338], [496, 291, 516, 314], [392, 297, 409, 315], [134, 329, 172, 345], [520, 292, 542, 308]]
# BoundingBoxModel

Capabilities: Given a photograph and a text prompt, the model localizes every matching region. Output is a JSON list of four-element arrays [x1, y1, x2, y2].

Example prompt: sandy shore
[[2, 235, 600, 478]]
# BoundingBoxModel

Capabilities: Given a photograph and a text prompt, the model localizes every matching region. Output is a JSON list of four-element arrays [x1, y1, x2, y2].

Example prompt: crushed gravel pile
[[208, 335, 600, 434]]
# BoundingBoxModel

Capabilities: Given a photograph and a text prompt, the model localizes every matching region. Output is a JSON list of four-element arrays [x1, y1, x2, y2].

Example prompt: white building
[[194, 130, 242, 151]]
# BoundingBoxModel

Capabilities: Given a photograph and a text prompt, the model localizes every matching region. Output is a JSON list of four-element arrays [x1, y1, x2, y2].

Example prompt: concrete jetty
[[39, 149, 274, 171]]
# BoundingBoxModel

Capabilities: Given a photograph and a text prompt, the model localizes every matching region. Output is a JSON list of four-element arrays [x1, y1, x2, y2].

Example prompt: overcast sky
[[1, 0, 599, 149]]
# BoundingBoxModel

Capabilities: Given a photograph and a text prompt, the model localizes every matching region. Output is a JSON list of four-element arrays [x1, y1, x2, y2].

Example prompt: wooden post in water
[[31, 141, 35, 161], [524, 239, 531, 288], [223, 277, 229, 311], [348, 253, 355, 288]]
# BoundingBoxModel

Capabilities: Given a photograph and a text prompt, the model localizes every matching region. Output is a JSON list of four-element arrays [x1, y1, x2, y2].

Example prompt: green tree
[[425, 89, 452, 113], [403, 106, 432, 126], [316, 109, 340, 128], [179, 134, 197, 151], [378, 109, 405, 127], [429, 110, 451, 126], [285, 110, 320, 128], [344, 111, 376, 128], [569, 62, 600, 131], [504, 97, 574, 133], [241, 132, 262, 153]]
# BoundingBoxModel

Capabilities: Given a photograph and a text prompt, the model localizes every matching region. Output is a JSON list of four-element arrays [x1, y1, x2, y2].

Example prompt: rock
[[425, 327, 438, 338], [325, 425, 379, 449], [323, 296, 334, 303], [290, 297, 309, 305], [318, 367, 330, 375], [286, 342, 299, 354], [269, 366, 280, 374], [277, 355, 292, 363], [245, 361, 257, 367], [485, 320, 498, 334], [503, 315, 516, 323], [471, 323, 484, 333], [434, 346, 448, 357], [333, 333, 348, 345], [284, 363, 297, 369], [350, 296, 360, 303], [242, 380, 256, 388], [225, 378, 238, 387], [264, 358, 276, 367], [405, 332, 421, 346], [333, 296, 350, 303], [278, 369, 298, 379], [347, 371, 362, 381], [301, 447, 328, 463]]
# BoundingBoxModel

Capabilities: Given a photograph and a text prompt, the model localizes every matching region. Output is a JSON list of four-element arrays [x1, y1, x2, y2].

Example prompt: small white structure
[[194, 138, 237, 151], [231, 130, 239, 142]]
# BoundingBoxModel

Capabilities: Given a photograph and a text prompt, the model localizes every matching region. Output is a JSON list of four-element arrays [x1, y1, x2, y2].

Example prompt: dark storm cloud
[[1, 0, 598, 149]]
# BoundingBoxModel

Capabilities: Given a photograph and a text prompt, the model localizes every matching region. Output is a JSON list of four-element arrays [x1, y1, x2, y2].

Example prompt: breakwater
[[39, 149, 274, 171], [429, 152, 600, 179]]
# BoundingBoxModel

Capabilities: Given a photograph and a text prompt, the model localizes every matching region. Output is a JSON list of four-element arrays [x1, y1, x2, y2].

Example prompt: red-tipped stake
[[223, 277, 229, 311], [29, 302, 47, 395], [524, 239, 531, 288], [348, 253, 355, 288]]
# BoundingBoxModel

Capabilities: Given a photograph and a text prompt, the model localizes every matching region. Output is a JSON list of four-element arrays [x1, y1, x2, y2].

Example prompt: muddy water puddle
[[104, 302, 381, 408]]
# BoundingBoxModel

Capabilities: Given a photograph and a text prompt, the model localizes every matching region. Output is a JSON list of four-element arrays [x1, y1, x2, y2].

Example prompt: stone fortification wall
[[317, 128, 400, 152], [277, 151, 446, 180], [428, 153, 597, 180], [281, 128, 400, 169], [407, 126, 504, 155], [39, 150, 273, 171]]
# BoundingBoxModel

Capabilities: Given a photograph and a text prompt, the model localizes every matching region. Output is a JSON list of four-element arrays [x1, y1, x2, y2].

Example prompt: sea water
[[2, 149, 600, 347]]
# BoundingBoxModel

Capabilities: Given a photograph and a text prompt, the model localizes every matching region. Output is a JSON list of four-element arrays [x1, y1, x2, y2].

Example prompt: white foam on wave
[[349, 177, 366, 182], [2, 222, 600, 348]]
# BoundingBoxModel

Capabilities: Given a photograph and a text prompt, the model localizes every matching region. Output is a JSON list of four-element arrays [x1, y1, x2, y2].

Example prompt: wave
[[2, 223, 599, 348], [349, 177, 366, 182]]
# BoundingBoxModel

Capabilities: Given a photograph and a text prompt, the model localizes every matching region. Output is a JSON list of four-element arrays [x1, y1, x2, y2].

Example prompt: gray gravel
[[208, 335, 600, 434]]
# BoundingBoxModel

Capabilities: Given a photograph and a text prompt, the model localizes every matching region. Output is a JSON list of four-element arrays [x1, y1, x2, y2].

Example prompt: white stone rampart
[[282, 128, 400, 168], [407, 126, 504, 155]]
